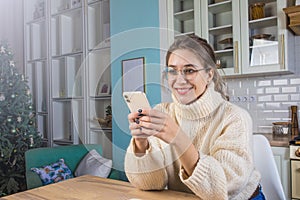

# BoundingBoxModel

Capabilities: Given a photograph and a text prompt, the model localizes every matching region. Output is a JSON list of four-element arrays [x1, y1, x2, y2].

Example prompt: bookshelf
[[24, 0, 112, 158]]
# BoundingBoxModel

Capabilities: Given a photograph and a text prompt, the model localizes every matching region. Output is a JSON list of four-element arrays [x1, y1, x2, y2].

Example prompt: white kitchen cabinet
[[272, 146, 290, 200], [24, 0, 111, 150], [200, 0, 241, 76], [167, 0, 295, 77]]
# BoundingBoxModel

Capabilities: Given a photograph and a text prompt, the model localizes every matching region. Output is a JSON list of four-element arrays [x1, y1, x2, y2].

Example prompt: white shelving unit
[[86, 0, 112, 158], [49, 0, 84, 146], [167, 0, 295, 77], [24, 0, 111, 154], [24, 0, 49, 146]]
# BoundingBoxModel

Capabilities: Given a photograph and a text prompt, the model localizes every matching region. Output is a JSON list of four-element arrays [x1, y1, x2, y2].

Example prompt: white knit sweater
[[124, 83, 261, 200]]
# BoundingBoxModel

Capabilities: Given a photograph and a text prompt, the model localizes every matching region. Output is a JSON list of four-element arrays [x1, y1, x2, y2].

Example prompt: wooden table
[[3, 175, 199, 200]]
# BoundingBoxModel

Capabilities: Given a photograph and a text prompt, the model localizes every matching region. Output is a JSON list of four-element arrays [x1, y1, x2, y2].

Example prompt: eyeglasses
[[165, 66, 206, 80]]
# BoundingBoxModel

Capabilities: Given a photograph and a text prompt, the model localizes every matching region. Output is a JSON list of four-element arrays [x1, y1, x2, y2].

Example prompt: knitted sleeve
[[179, 105, 260, 199], [124, 137, 168, 190]]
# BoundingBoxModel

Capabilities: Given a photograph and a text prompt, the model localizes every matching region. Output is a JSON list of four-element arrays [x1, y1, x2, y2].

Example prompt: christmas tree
[[0, 43, 42, 196]]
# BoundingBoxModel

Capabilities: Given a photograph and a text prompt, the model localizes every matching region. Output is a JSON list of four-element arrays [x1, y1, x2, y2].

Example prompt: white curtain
[[0, 0, 24, 73]]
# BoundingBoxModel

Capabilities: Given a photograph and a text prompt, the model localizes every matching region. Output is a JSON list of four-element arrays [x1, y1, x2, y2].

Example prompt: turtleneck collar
[[172, 82, 225, 120]]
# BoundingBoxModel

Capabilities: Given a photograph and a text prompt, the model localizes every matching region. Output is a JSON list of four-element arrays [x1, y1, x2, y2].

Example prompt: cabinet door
[[291, 160, 300, 199], [167, 0, 202, 42], [201, 0, 242, 76], [271, 146, 290, 200], [241, 0, 291, 74], [167, 0, 294, 77]]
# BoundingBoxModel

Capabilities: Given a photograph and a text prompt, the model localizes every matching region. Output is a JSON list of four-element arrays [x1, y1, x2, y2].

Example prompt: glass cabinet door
[[201, 0, 241, 76], [168, 0, 202, 40], [173, 0, 195, 35], [241, 0, 287, 74]]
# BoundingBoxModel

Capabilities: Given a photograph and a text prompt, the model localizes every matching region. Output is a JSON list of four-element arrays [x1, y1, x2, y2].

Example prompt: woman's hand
[[128, 109, 199, 175], [128, 111, 150, 154], [136, 109, 181, 144], [127, 108, 180, 153]]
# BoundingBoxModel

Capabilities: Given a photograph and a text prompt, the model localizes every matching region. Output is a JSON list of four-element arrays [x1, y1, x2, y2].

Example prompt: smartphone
[[123, 91, 151, 113]]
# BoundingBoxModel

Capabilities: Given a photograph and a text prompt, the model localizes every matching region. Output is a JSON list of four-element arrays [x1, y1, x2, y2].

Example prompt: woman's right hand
[[128, 112, 149, 154]]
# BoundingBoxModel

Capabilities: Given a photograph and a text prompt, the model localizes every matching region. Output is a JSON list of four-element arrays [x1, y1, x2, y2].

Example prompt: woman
[[124, 35, 265, 199]]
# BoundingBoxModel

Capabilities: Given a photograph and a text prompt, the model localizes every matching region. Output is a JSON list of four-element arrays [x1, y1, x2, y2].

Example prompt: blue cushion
[[31, 158, 73, 185]]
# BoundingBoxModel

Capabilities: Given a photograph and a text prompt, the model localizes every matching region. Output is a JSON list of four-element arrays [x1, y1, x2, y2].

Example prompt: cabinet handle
[[280, 34, 285, 70], [234, 41, 239, 73]]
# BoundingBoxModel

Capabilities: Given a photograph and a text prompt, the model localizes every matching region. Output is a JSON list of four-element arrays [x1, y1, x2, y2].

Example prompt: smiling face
[[167, 49, 213, 105]]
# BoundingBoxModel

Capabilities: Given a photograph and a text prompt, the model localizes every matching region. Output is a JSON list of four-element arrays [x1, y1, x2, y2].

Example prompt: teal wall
[[110, 0, 161, 178]]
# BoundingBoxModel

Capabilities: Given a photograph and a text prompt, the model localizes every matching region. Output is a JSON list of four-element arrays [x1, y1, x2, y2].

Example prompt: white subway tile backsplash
[[256, 88, 264, 94], [272, 110, 290, 119], [257, 80, 271, 87], [282, 86, 297, 93], [265, 102, 281, 109], [258, 95, 272, 102], [273, 79, 288, 85], [226, 41, 300, 133], [291, 94, 300, 101], [256, 103, 265, 109], [290, 78, 300, 85], [257, 126, 272, 134], [273, 94, 289, 101], [265, 87, 280, 94]]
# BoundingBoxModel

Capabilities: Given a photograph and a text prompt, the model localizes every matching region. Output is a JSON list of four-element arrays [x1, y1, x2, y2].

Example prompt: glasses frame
[[165, 66, 206, 80]]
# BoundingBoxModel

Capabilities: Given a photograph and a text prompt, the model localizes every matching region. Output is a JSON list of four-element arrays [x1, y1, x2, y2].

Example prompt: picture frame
[[122, 57, 145, 92], [97, 82, 110, 95]]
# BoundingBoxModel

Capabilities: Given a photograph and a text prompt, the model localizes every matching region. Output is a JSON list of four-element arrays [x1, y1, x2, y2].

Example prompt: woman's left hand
[[137, 109, 181, 144]]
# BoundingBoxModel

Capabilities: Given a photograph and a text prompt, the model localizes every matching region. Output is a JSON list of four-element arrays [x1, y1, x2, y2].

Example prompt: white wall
[[0, 0, 24, 73]]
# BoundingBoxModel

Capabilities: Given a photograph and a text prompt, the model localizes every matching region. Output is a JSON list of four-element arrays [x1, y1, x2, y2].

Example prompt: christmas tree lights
[[0, 43, 41, 196]]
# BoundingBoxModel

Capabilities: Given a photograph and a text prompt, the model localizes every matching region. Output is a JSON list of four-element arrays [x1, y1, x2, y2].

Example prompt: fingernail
[[138, 109, 142, 113], [138, 113, 145, 117], [135, 118, 140, 124]]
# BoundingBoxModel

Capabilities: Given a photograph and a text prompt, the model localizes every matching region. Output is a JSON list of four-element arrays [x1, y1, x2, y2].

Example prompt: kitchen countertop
[[254, 133, 291, 147]]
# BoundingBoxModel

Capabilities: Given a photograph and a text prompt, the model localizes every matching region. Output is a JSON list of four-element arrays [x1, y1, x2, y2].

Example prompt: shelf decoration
[[122, 57, 145, 92], [33, 0, 45, 19], [97, 82, 110, 96], [95, 105, 112, 128]]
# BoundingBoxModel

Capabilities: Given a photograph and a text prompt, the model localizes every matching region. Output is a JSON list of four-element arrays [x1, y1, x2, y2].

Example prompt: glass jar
[[272, 122, 291, 136]]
